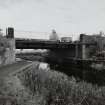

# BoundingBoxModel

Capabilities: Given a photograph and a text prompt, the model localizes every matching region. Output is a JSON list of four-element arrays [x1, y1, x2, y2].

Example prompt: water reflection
[[47, 62, 105, 86], [36, 58, 105, 86]]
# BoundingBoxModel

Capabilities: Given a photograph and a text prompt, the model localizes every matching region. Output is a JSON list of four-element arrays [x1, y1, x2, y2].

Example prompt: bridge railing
[[14, 29, 78, 40]]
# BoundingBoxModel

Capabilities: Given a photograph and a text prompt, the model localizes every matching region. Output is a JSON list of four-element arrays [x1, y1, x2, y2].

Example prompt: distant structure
[[79, 32, 105, 59], [0, 29, 3, 36], [99, 31, 105, 36], [49, 29, 59, 41], [6, 27, 14, 38], [61, 37, 72, 42]]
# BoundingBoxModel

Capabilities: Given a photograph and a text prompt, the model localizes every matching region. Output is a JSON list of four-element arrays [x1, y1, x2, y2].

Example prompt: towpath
[[0, 61, 38, 78]]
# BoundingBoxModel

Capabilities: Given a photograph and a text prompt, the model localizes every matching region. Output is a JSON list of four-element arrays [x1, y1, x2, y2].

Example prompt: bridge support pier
[[0, 27, 15, 67], [75, 44, 78, 58], [82, 44, 86, 59]]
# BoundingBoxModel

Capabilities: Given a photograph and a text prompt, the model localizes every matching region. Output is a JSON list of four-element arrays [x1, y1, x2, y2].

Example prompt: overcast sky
[[0, 0, 105, 39]]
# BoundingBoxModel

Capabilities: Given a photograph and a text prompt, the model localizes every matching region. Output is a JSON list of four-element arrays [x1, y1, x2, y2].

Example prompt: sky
[[0, 0, 105, 40]]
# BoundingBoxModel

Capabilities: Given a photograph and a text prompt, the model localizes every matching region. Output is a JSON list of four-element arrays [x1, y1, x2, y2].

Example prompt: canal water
[[16, 51, 105, 86], [39, 61, 105, 86]]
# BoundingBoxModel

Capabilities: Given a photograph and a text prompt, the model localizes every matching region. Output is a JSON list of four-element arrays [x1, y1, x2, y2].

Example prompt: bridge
[[15, 38, 96, 49], [6, 27, 97, 60]]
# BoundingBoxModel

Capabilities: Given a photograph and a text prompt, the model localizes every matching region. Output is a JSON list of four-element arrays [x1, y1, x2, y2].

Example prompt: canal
[[16, 52, 105, 86], [44, 58, 105, 86]]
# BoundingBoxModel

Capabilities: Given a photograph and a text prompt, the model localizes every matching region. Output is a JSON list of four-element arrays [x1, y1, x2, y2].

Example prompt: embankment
[[16, 62, 105, 105]]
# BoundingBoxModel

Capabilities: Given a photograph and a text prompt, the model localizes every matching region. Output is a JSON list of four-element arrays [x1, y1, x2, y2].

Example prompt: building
[[61, 37, 72, 42], [49, 30, 59, 41], [79, 33, 105, 59]]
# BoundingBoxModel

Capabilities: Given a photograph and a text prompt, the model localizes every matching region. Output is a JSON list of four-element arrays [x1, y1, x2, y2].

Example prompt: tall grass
[[18, 65, 105, 105]]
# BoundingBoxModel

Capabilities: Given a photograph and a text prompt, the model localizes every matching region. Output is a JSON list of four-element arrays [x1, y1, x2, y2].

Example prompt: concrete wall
[[80, 34, 99, 59], [0, 35, 15, 66], [80, 34, 105, 51]]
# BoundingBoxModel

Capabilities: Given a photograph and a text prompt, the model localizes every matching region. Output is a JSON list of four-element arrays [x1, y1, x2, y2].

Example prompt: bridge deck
[[16, 38, 96, 49]]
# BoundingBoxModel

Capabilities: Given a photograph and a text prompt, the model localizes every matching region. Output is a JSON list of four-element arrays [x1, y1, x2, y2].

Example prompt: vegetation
[[16, 52, 47, 62], [17, 64, 105, 105], [1, 62, 105, 105]]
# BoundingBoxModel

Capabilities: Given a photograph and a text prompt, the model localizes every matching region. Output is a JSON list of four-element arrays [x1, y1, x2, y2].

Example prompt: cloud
[[0, 0, 23, 9]]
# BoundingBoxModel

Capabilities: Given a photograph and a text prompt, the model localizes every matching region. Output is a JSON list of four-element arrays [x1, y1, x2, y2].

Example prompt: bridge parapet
[[15, 38, 96, 49]]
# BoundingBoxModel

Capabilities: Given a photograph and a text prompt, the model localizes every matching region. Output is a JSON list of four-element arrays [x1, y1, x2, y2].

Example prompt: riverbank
[[17, 62, 105, 105], [0, 61, 105, 104]]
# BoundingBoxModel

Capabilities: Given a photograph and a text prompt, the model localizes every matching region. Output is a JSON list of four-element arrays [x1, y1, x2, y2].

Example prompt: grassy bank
[[17, 64, 105, 105]]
